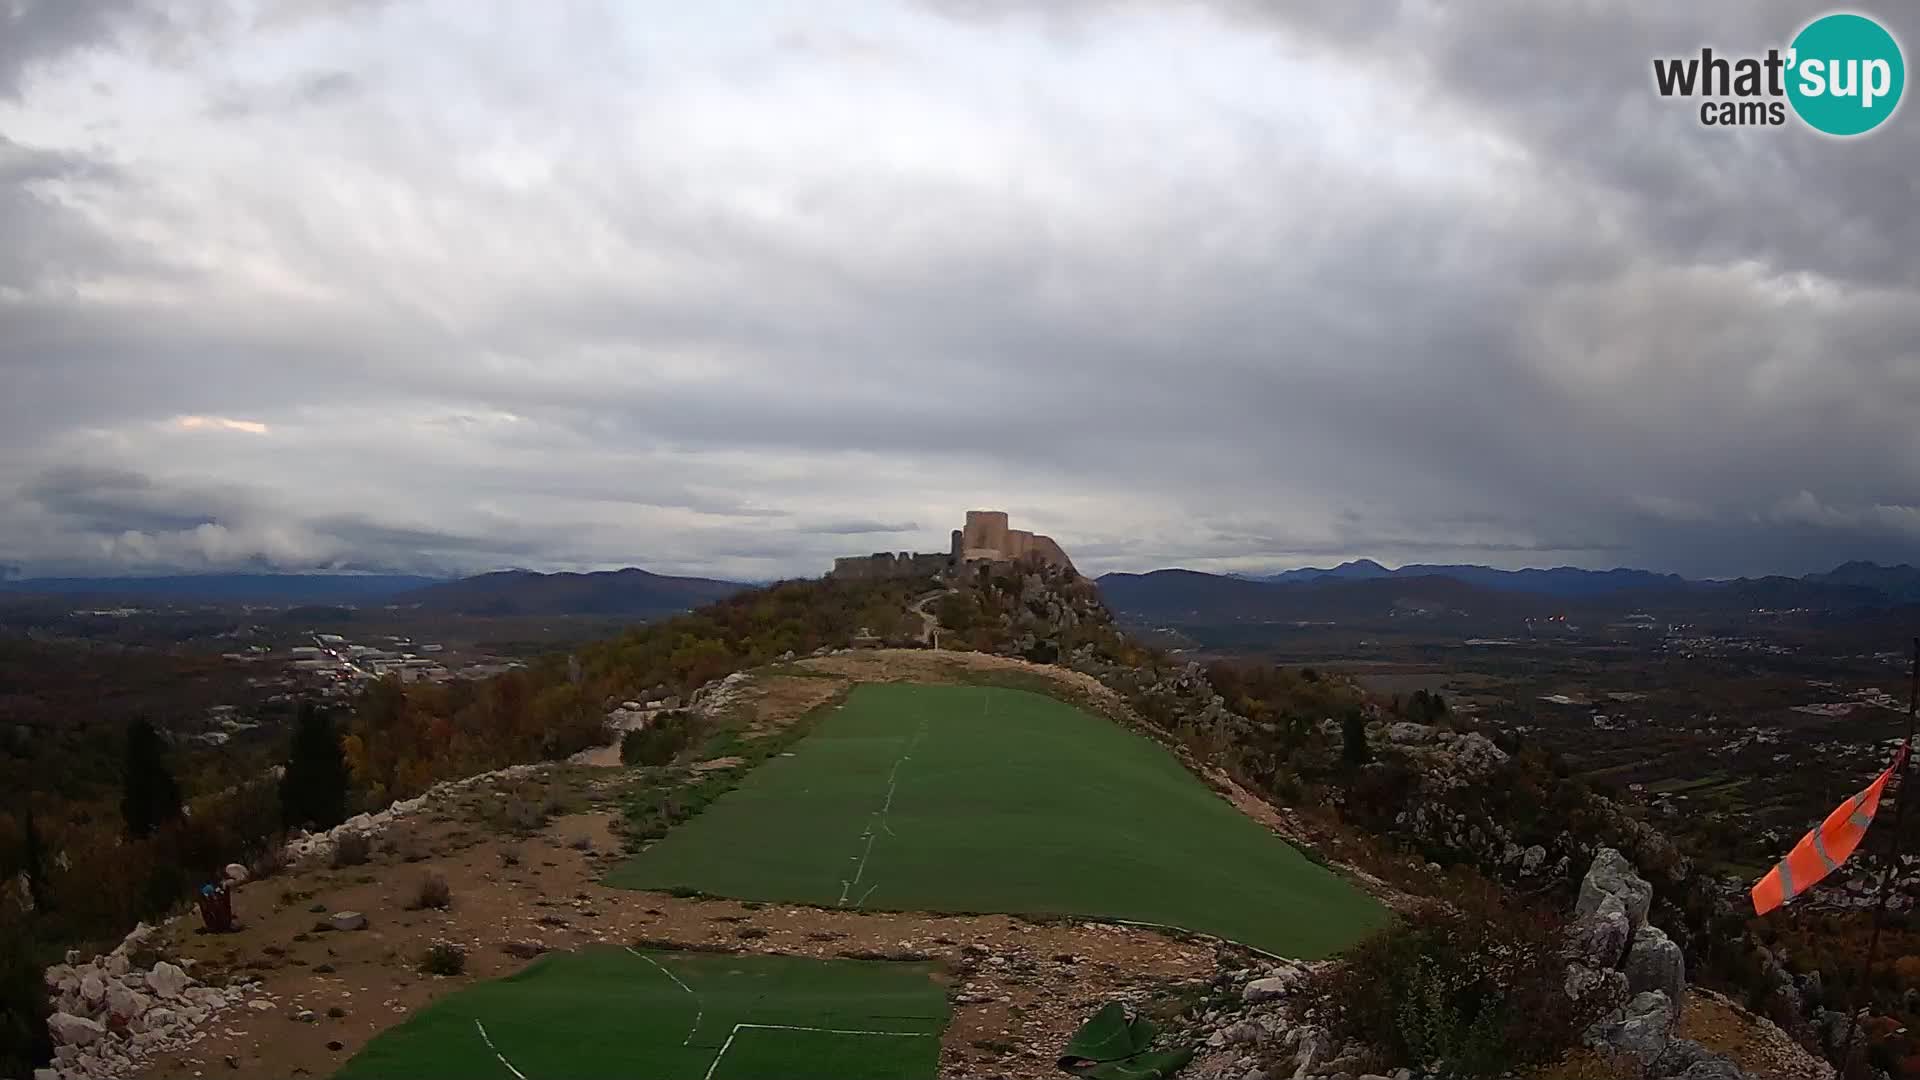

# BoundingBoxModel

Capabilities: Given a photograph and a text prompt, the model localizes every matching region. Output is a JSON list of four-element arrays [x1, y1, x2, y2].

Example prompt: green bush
[[1315, 895, 1610, 1077], [408, 872, 451, 911], [620, 712, 695, 767], [420, 939, 466, 976]]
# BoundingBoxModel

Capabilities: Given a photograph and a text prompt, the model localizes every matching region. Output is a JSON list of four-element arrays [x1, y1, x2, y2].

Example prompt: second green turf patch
[[608, 682, 1386, 958], [333, 947, 946, 1080]]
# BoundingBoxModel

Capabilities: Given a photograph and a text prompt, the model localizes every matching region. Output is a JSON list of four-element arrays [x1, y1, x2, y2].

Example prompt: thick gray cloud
[[1, 0, 1917, 580], [0, 0, 153, 97]]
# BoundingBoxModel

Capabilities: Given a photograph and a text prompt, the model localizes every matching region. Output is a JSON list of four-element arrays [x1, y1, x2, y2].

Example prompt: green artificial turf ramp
[[608, 682, 1387, 958], [333, 947, 947, 1080]]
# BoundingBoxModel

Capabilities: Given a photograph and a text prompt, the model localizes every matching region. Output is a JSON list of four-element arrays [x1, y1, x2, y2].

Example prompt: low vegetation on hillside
[[0, 575, 924, 1075]]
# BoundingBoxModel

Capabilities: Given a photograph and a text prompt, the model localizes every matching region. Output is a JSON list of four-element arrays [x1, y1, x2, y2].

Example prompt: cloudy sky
[[3, 0, 1918, 581]]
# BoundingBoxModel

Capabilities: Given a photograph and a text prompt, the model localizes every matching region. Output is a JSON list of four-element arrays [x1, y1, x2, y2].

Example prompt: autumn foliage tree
[[334, 577, 927, 804]]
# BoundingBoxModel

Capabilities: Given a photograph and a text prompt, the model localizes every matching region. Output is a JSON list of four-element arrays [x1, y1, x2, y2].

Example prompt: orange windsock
[[1752, 747, 1906, 916]]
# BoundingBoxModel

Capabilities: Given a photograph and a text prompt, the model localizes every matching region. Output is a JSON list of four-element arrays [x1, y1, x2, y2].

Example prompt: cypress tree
[[1341, 707, 1373, 766], [20, 809, 47, 914], [280, 702, 349, 831], [121, 719, 183, 839]]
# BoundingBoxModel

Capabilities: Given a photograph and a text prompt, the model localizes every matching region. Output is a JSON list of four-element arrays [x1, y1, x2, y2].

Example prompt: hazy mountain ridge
[[1255, 559, 1688, 597], [393, 567, 748, 617], [1105, 560, 1920, 625], [0, 574, 442, 605]]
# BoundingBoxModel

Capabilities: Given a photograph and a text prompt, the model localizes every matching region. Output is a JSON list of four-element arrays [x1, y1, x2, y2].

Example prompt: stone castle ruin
[[830, 510, 1076, 581]]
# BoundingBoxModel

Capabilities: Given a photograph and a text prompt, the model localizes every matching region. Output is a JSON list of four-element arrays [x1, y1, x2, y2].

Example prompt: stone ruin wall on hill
[[830, 551, 953, 582], [828, 509, 1077, 582], [956, 509, 1074, 573]]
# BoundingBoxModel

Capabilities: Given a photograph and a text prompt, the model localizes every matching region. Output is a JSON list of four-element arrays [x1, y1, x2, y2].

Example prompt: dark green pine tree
[[20, 808, 48, 913], [121, 719, 183, 839], [280, 702, 349, 831], [1341, 707, 1373, 766]]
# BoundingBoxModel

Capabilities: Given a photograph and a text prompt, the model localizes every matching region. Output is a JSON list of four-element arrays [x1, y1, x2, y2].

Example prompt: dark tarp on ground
[[1058, 1002, 1195, 1079]]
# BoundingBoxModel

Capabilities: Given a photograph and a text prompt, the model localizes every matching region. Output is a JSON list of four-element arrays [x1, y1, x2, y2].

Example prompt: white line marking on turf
[[837, 710, 930, 905], [474, 1019, 529, 1080], [701, 1022, 932, 1080], [736, 1023, 929, 1035], [628, 947, 703, 1046]]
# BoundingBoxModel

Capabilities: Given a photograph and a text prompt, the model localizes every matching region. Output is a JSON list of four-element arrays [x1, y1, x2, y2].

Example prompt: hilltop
[[6, 530, 1861, 1080]]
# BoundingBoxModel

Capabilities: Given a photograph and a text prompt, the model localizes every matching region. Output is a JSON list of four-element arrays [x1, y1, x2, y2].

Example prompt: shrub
[[420, 940, 466, 975], [408, 872, 451, 911], [621, 712, 696, 767], [330, 832, 370, 869], [248, 842, 289, 882], [383, 826, 428, 862], [499, 798, 546, 834], [1315, 897, 1611, 1077]]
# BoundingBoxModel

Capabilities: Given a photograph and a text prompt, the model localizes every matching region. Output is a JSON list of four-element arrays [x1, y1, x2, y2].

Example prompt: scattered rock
[[1569, 891, 1632, 969], [1625, 923, 1686, 1003], [1243, 977, 1291, 1005], [1384, 722, 1434, 744], [146, 961, 192, 1000], [1566, 962, 1629, 1007], [1520, 844, 1548, 876], [1587, 990, 1675, 1064], [328, 911, 368, 932], [48, 1012, 105, 1047], [1576, 848, 1652, 932], [104, 981, 150, 1021]]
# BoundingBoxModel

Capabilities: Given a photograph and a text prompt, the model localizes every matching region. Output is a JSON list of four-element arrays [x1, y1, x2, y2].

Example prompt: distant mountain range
[[1103, 560, 1920, 627], [0, 574, 441, 605], [0, 567, 750, 616], [1252, 559, 1688, 598], [392, 568, 747, 617]]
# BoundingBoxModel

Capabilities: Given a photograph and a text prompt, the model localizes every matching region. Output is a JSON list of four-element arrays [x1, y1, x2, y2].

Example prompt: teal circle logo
[[1787, 13, 1905, 136]]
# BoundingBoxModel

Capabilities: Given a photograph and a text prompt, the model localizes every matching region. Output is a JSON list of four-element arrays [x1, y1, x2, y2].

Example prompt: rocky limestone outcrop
[[1577, 847, 1653, 931], [39, 923, 270, 1080], [1176, 956, 1351, 1080], [1626, 923, 1687, 1003], [1569, 891, 1633, 970], [1570, 849, 1765, 1080]]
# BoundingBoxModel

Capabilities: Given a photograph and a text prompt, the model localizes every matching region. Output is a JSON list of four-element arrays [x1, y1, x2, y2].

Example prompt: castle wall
[[962, 510, 1010, 555], [958, 510, 1075, 575], [829, 551, 951, 581], [830, 510, 1076, 580]]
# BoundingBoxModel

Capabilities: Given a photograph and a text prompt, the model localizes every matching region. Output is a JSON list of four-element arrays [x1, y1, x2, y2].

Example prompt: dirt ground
[[130, 664, 1220, 1080], [794, 648, 1126, 709], [135, 805, 1211, 1079], [1677, 989, 1835, 1080]]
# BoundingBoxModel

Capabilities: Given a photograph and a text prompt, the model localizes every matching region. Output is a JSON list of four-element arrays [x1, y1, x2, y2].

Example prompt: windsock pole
[[1836, 637, 1920, 1074]]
